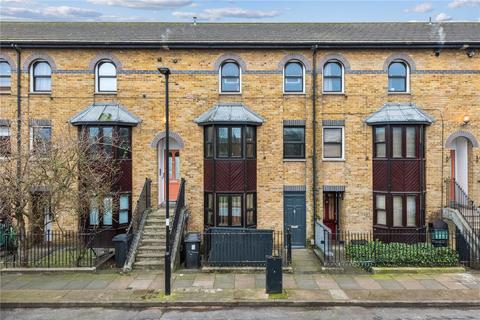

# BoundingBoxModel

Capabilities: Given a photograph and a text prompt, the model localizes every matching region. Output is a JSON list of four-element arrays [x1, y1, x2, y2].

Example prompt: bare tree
[[0, 121, 122, 266]]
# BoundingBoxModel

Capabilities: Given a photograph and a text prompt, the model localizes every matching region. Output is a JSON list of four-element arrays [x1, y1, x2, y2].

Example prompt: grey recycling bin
[[266, 255, 282, 294], [112, 233, 132, 268], [185, 232, 201, 269]]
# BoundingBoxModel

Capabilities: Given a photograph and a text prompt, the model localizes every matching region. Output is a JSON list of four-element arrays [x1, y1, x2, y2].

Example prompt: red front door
[[165, 150, 180, 202], [323, 192, 337, 235]]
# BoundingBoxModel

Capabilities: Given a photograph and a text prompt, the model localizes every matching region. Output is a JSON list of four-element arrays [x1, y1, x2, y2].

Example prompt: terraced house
[[0, 22, 479, 268]]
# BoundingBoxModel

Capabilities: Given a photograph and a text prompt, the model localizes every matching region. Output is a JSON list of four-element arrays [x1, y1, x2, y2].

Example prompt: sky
[[0, 0, 479, 22]]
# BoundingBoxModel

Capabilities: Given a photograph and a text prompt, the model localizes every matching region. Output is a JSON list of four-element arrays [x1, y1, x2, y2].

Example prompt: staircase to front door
[[133, 208, 172, 270]]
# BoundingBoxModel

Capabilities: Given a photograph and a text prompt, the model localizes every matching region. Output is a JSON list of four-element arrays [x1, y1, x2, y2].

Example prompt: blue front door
[[284, 192, 306, 248]]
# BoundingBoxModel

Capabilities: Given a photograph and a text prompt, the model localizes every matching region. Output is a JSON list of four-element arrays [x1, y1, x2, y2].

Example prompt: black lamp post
[[158, 66, 171, 295]]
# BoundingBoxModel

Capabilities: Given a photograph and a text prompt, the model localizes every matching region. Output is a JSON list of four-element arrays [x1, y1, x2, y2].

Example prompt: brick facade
[[1, 47, 479, 242]]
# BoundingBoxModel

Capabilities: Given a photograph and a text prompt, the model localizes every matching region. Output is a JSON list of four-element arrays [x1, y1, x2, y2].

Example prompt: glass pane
[[218, 195, 228, 226], [118, 127, 130, 159], [103, 197, 112, 226], [376, 194, 386, 210], [221, 62, 239, 77], [285, 76, 303, 92], [376, 143, 386, 158], [99, 77, 117, 92], [0, 126, 9, 137], [0, 62, 10, 76], [34, 62, 51, 76], [119, 210, 129, 224], [221, 77, 240, 92], [406, 127, 416, 158], [0, 77, 11, 87], [389, 62, 407, 77], [168, 152, 173, 177], [35, 77, 51, 91], [245, 127, 254, 143], [284, 143, 303, 158], [89, 198, 99, 226], [34, 127, 52, 153], [206, 143, 213, 158], [175, 153, 180, 178], [120, 194, 129, 210], [324, 144, 342, 158], [393, 196, 403, 227], [389, 78, 406, 92], [217, 127, 228, 157], [103, 127, 113, 156], [247, 210, 255, 226], [231, 127, 242, 157], [407, 196, 416, 227], [392, 127, 402, 158], [283, 127, 304, 142], [207, 193, 214, 210], [375, 127, 385, 142], [377, 210, 386, 225], [324, 62, 342, 76], [206, 126, 213, 143], [323, 78, 342, 92], [246, 143, 254, 158], [246, 194, 254, 210], [285, 62, 303, 76], [231, 195, 242, 226], [324, 128, 342, 143], [99, 62, 116, 76]]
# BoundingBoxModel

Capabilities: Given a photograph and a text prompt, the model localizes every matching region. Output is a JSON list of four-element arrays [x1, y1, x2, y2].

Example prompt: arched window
[[220, 61, 240, 93], [96, 60, 117, 92], [388, 61, 409, 93], [0, 61, 11, 90], [31, 60, 52, 92], [284, 61, 304, 93], [323, 61, 343, 93]]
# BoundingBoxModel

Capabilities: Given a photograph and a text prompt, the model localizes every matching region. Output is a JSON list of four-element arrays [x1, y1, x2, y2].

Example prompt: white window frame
[[322, 60, 345, 94], [0, 125, 10, 159], [29, 60, 52, 93], [219, 60, 242, 94], [387, 60, 410, 94], [95, 60, 117, 93], [30, 125, 52, 154], [283, 60, 305, 94], [322, 126, 345, 161], [0, 60, 12, 91]]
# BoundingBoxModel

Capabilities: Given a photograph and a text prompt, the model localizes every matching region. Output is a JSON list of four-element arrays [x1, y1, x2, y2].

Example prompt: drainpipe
[[13, 44, 22, 223], [311, 45, 318, 242]]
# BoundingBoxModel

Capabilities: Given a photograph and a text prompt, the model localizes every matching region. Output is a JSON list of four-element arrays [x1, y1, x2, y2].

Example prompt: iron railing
[[169, 178, 186, 246], [1, 230, 103, 268], [315, 229, 479, 270], [126, 178, 152, 237], [203, 227, 292, 267], [445, 178, 480, 238]]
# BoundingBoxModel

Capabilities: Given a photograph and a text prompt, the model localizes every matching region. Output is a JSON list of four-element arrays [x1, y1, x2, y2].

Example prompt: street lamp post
[[158, 67, 171, 296]]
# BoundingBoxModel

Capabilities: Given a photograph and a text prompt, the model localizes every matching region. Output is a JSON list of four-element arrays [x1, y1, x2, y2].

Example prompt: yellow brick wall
[[0, 48, 478, 241]]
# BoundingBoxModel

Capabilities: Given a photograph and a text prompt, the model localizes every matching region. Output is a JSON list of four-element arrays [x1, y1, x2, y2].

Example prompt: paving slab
[[234, 274, 255, 290], [214, 274, 235, 289], [395, 277, 425, 290], [315, 275, 340, 290], [294, 275, 319, 290], [192, 274, 214, 289], [336, 276, 362, 290], [419, 279, 447, 290], [353, 276, 382, 290], [127, 279, 153, 290], [376, 279, 404, 290]]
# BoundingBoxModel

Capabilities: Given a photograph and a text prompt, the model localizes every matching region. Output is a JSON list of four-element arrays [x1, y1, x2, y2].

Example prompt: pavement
[[1, 250, 480, 308]]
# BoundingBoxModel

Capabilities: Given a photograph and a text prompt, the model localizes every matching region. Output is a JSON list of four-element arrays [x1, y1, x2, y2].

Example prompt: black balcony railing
[[445, 178, 480, 238]]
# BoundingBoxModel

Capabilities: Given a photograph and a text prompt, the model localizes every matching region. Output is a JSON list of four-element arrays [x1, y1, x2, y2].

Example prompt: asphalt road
[[1, 307, 480, 320]]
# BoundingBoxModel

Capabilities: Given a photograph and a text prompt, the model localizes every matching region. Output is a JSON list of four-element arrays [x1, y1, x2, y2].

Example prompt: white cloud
[[404, 3, 433, 13], [86, 0, 193, 9], [172, 7, 280, 21], [448, 0, 480, 8], [0, 0, 31, 3], [0, 6, 102, 20], [435, 12, 452, 21]]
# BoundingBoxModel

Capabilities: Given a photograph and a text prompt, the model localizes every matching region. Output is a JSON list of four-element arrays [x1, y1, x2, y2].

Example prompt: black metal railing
[[316, 229, 479, 270], [1, 230, 104, 268], [126, 178, 152, 237], [445, 178, 480, 238], [169, 178, 186, 246], [203, 227, 292, 267]]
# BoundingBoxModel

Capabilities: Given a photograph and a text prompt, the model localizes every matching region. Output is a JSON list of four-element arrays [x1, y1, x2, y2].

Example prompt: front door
[[284, 192, 306, 248], [165, 150, 180, 202], [323, 192, 338, 235]]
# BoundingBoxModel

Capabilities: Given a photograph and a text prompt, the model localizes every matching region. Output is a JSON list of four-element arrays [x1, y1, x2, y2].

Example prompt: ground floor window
[[374, 193, 419, 228], [205, 192, 256, 228], [88, 193, 131, 228]]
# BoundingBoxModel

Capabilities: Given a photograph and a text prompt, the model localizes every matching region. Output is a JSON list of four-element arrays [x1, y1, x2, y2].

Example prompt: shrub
[[345, 241, 459, 269]]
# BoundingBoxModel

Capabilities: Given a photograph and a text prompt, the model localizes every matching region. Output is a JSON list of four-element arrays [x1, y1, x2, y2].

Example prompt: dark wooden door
[[323, 192, 337, 236], [284, 192, 306, 248]]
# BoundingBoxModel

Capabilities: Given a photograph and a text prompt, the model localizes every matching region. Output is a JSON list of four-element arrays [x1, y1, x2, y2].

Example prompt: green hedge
[[345, 241, 459, 268]]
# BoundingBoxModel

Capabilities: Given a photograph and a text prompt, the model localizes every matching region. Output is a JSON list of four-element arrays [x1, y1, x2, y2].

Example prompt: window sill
[[322, 92, 345, 95], [0, 90, 11, 95], [322, 158, 345, 162], [94, 92, 117, 95], [219, 92, 242, 95], [283, 92, 306, 95], [387, 91, 411, 95], [283, 158, 306, 162], [29, 92, 51, 96]]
